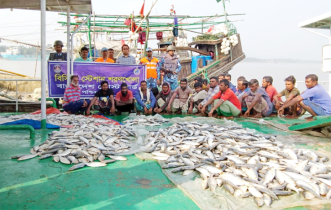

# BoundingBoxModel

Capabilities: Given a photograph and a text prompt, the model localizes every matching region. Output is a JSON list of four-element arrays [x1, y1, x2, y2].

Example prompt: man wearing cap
[[95, 47, 114, 63], [48, 40, 67, 109], [140, 47, 159, 89], [157, 45, 181, 90], [108, 48, 115, 63], [116, 44, 136, 65], [75, 47, 92, 62], [49, 40, 67, 61]]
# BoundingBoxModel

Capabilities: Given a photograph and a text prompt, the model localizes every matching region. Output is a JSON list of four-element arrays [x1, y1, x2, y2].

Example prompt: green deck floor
[[1, 113, 331, 209]]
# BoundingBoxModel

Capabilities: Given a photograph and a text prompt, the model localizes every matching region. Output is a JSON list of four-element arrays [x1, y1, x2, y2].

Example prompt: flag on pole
[[140, 0, 145, 18]]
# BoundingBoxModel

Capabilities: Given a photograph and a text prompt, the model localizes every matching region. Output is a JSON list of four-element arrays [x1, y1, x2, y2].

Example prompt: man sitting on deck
[[75, 47, 92, 62], [134, 81, 156, 115], [188, 82, 207, 114], [85, 81, 115, 115], [115, 83, 135, 114], [154, 82, 174, 114], [198, 77, 220, 116], [202, 79, 241, 119], [241, 79, 273, 118], [274, 76, 304, 118], [62, 75, 90, 114], [140, 47, 159, 89], [167, 78, 193, 114], [225, 74, 237, 93], [95, 47, 114, 63], [278, 74, 331, 121], [262, 76, 281, 113], [116, 44, 136, 65]]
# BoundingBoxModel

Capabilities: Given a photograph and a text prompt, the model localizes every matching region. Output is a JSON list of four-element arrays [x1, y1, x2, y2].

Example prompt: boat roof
[[0, 0, 92, 13], [298, 11, 331, 29]]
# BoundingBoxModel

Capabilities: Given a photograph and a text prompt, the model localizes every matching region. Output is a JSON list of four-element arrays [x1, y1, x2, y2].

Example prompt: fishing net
[[126, 114, 331, 210]]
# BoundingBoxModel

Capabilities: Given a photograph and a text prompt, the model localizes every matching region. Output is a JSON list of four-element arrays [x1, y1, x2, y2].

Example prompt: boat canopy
[[0, 0, 92, 13], [298, 11, 331, 29]]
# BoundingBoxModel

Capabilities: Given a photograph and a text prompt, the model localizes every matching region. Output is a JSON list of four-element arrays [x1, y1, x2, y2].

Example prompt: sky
[[0, 0, 330, 61]]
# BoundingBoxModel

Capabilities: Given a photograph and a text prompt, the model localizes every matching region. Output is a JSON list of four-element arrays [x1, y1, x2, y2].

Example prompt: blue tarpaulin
[[1, 119, 60, 129]]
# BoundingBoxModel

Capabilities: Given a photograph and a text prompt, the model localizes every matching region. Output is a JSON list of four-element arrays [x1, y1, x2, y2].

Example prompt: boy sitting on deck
[[202, 79, 241, 119], [273, 76, 304, 118], [278, 74, 331, 121], [188, 82, 207, 114]]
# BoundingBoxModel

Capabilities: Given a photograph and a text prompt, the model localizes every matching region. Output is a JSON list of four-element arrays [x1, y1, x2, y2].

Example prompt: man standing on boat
[[116, 44, 136, 65], [49, 40, 67, 109], [75, 47, 92, 62], [157, 45, 181, 90], [95, 47, 114, 63], [49, 40, 67, 61], [108, 48, 115, 63], [278, 74, 331, 121], [140, 47, 159, 89]]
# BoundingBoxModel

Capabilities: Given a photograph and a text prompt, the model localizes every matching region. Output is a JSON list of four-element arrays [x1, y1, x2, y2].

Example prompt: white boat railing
[[0, 79, 42, 112]]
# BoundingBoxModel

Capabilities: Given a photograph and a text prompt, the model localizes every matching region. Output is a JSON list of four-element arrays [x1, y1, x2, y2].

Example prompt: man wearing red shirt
[[201, 79, 241, 119], [115, 83, 135, 114]]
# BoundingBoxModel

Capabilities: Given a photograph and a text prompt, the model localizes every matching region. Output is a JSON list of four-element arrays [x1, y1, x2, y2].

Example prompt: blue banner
[[47, 61, 146, 98]]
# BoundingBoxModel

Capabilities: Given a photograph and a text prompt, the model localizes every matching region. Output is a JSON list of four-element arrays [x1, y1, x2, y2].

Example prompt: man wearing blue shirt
[[225, 74, 237, 93], [279, 74, 331, 121], [116, 44, 136, 65], [134, 81, 156, 115]]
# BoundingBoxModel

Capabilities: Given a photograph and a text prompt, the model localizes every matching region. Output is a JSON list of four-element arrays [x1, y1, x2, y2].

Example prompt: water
[[0, 59, 329, 93]]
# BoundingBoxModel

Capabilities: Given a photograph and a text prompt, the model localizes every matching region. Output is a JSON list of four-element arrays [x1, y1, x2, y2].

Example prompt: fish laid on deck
[[10, 115, 136, 171], [144, 122, 331, 207]]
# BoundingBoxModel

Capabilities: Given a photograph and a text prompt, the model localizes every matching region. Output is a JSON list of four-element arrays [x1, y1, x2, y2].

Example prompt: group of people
[[62, 71, 331, 122], [49, 40, 181, 91], [51, 40, 331, 121]]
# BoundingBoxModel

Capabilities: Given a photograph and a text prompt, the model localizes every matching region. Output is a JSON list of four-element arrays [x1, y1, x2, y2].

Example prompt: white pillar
[[67, 6, 71, 86], [40, 0, 47, 129]]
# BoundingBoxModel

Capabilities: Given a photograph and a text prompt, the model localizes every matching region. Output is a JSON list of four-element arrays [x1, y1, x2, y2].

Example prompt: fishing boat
[[1, 1, 331, 210]]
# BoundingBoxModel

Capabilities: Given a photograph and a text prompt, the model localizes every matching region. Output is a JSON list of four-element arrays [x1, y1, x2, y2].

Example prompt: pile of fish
[[10, 115, 137, 171], [144, 122, 331, 207], [124, 117, 170, 127], [1, 113, 113, 127]]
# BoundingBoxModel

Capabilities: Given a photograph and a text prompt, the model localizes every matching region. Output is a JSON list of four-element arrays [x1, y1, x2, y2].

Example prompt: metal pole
[[40, 0, 47, 129], [88, 18, 92, 59], [215, 44, 218, 60], [94, 11, 96, 60], [34, 41, 39, 78], [144, 16, 150, 56], [16, 81, 18, 112], [67, 6, 71, 86]]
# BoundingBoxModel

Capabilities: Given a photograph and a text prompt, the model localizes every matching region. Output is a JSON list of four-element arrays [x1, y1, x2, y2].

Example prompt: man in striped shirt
[[63, 75, 90, 114]]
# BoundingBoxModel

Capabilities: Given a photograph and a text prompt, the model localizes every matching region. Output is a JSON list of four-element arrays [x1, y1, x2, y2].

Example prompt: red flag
[[121, 39, 125, 46], [140, 1, 145, 17]]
